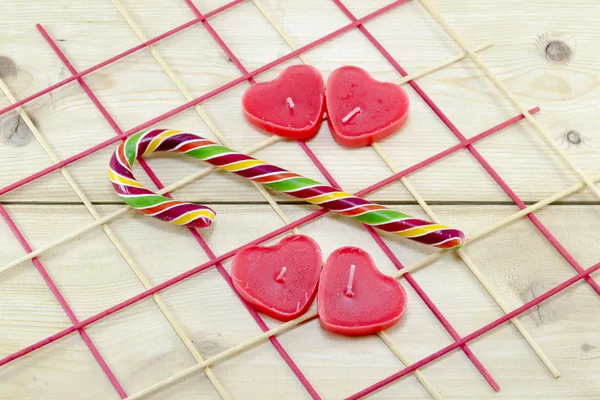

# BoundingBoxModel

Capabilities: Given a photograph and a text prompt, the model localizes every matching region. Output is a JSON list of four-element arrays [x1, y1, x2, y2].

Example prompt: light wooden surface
[[1, 0, 600, 399]]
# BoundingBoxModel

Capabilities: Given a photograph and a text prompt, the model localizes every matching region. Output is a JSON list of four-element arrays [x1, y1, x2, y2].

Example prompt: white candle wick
[[345, 264, 356, 297], [276, 266, 287, 283], [341, 107, 361, 123], [286, 97, 295, 109]]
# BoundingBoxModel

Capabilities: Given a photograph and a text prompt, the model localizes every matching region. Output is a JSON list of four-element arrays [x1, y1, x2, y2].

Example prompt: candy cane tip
[[188, 217, 214, 229]]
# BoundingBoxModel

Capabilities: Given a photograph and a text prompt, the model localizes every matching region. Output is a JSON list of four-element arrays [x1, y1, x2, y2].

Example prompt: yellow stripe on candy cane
[[109, 170, 144, 188], [171, 209, 216, 225], [306, 191, 353, 204], [144, 129, 182, 155], [394, 224, 450, 237], [221, 159, 267, 172]]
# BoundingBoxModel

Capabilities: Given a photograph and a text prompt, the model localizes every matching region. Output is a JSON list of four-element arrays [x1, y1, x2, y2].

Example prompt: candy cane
[[109, 129, 466, 250]]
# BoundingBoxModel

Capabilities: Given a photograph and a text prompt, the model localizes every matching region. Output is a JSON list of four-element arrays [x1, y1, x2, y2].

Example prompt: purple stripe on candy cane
[[290, 185, 339, 199], [319, 196, 372, 211], [236, 164, 288, 179], [208, 153, 252, 166], [157, 134, 202, 152], [137, 129, 166, 155], [109, 154, 133, 177], [408, 229, 465, 245], [111, 185, 158, 196]]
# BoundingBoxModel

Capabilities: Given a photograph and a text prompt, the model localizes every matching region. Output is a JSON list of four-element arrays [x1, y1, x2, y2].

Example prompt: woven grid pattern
[[0, 1, 599, 399]]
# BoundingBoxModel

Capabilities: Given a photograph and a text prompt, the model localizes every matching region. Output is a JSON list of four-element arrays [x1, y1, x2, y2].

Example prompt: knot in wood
[[566, 130, 581, 144], [545, 41, 572, 63], [0, 112, 33, 146], [0, 56, 17, 78]]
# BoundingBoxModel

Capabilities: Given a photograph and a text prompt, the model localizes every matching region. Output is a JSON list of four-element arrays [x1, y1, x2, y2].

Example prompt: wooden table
[[0, 0, 599, 399]]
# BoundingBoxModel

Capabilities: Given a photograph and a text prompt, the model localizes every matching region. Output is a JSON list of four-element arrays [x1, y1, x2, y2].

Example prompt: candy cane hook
[[109, 129, 466, 250]]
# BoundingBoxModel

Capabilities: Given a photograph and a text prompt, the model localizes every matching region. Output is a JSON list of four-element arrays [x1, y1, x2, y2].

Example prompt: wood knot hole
[[581, 343, 595, 352], [0, 56, 17, 79], [0, 112, 34, 146], [545, 41, 572, 63], [566, 130, 581, 144]]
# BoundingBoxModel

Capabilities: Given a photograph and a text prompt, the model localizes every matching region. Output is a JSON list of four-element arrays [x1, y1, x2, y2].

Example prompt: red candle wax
[[326, 66, 410, 147], [231, 235, 322, 322], [242, 65, 326, 140], [318, 246, 407, 336]]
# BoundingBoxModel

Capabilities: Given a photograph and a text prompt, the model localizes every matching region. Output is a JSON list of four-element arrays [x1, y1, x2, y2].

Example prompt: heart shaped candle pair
[[231, 235, 407, 335], [242, 65, 410, 147]]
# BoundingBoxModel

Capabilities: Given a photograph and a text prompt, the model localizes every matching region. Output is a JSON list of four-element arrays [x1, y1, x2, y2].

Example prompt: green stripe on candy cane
[[353, 209, 412, 225], [125, 132, 144, 166], [187, 145, 234, 159], [122, 195, 170, 208], [265, 177, 322, 192]]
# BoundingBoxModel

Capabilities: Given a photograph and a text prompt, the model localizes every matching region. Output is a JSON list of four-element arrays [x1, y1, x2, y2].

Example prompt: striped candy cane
[[109, 129, 466, 250]]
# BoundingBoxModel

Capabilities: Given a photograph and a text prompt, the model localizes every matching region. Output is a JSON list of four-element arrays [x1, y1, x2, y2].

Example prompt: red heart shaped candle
[[242, 65, 326, 140], [231, 235, 322, 321], [318, 246, 407, 336], [326, 66, 410, 147]]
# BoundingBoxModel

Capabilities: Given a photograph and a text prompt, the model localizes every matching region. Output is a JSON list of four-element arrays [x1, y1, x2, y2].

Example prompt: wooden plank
[[0, 203, 599, 398], [0, 0, 598, 203]]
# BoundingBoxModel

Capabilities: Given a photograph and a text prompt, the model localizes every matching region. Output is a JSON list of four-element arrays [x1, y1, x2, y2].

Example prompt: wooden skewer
[[372, 143, 560, 377], [417, 0, 600, 201], [377, 331, 443, 400]]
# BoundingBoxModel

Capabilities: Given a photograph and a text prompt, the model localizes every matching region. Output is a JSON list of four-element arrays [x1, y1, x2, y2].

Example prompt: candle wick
[[276, 266, 287, 283], [341, 107, 361, 124], [345, 264, 356, 297], [286, 97, 295, 109]]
